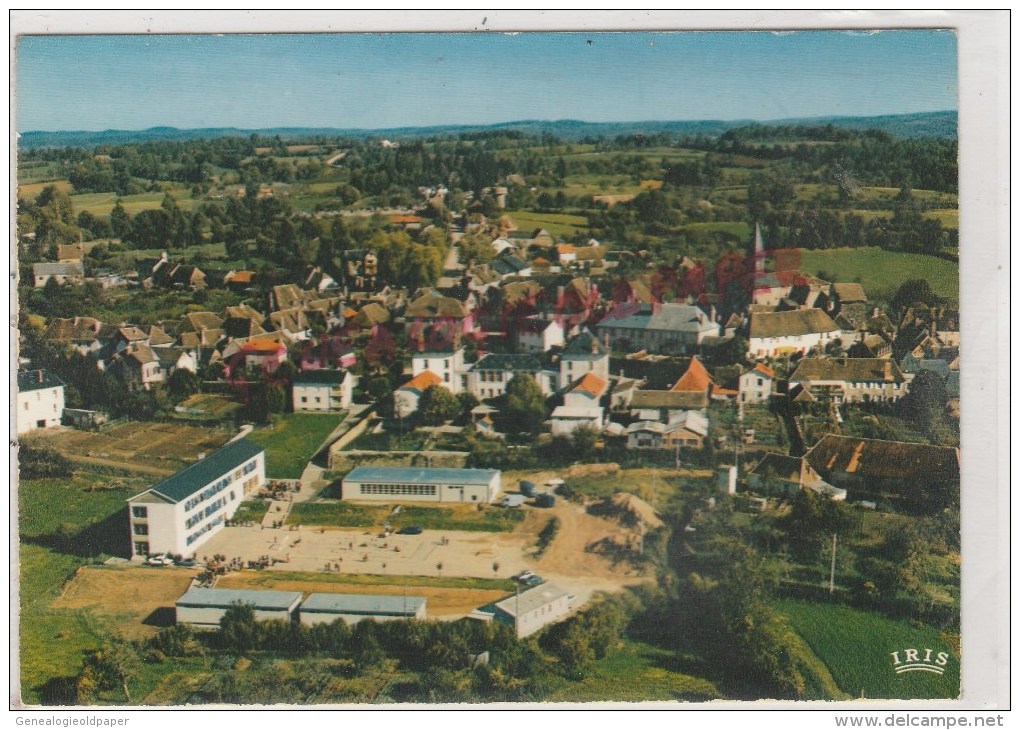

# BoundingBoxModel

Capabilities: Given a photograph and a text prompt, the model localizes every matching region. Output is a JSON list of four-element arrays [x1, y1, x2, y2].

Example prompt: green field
[[287, 501, 525, 533], [245, 412, 346, 479], [677, 221, 752, 239], [18, 470, 145, 704], [504, 210, 588, 238], [71, 188, 198, 218], [775, 599, 960, 699], [796, 247, 959, 304], [226, 569, 516, 593], [546, 639, 722, 702]]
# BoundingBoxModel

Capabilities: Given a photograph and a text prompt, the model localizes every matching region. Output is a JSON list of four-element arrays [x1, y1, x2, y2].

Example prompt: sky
[[15, 30, 958, 132]]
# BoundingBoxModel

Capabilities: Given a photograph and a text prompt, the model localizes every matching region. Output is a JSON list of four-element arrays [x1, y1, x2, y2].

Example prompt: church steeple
[[752, 221, 767, 276]]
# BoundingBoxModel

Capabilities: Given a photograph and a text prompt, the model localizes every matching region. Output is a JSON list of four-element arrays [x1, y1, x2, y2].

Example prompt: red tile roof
[[571, 373, 608, 398], [671, 356, 713, 393], [400, 370, 443, 392]]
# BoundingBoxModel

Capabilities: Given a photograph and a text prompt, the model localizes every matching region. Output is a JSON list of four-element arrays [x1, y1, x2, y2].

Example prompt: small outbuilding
[[175, 587, 302, 629], [299, 593, 427, 626]]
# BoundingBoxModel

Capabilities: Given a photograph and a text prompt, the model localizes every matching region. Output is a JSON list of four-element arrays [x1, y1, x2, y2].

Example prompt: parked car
[[397, 525, 423, 535], [176, 557, 198, 567], [512, 570, 535, 582], [521, 575, 545, 587], [146, 554, 174, 566]]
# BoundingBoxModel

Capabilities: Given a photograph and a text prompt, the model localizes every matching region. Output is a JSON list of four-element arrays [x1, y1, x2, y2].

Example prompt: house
[[299, 337, 357, 371], [293, 370, 354, 412], [127, 438, 266, 559], [628, 389, 709, 421], [517, 316, 565, 354], [33, 261, 84, 287], [789, 357, 907, 404], [746, 453, 847, 501], [341, 467, 501, 504], [411, 347, 469, 394], [235, 337, 289, 375], [179, 311, 225, 334], [551, 373, 607, 436], [804, 434, 960, 508], [471, 583, 573, 638], [176, 587, 301, 629], [299, 593, 427, 626], [405, 290, 475, 337], [627, 411, 708, 449], [559, 331, 610, 388], [739, 363, 775, 404], [269, 307, 311, 341], [471, 353, 556, 399], [43, 316, 116, 357], [16, 369, 65, 435], [596, 302, 720, 355], [56, 242, 89, 262], [555, 243, 578, 265], [395, 371, 446, 419], [748, 309, 841, 358], [223, 270, 257, 292], [156, 347, 198, 377], [113, 344, 165, 391]]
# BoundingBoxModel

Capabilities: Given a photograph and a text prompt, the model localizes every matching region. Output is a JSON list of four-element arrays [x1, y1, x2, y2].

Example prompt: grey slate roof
[[561, 331, 608, 360], [176, 587, 301, 611], [344, 466, 498, 487], [301, 593, 426, 617], [33, 262, 84, 276], [473, 353, 543, 372], [18, 369, 65, 392], [293, 369, 349, 386], [141, 438, 264, 504], [597, 303, 716, 334]]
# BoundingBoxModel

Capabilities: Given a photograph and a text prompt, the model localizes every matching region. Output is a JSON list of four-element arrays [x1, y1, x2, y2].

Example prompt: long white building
[[127, 438, 265, 559], [342, 466, 501, 504]]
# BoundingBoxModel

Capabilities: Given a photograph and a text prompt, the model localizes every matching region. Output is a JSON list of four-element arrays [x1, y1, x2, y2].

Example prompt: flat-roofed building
[[175, 587, 302, 628], [127, 438, 265, 559], [300, 593, 427, 626], [471, 583, 574, 638], [342, 466, 501, 504]]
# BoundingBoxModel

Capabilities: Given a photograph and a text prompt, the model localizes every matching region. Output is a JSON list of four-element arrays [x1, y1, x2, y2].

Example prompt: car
[[521, 575, 545, 587], [176, 557, 198, 567], [512, 570, 535, 582], [145, 554, 174, 566], [397, 525, 423, 535]]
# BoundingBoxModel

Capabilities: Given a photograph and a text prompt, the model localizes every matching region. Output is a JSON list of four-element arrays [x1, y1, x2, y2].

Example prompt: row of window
[[358, 483, 438, 496], [183, 460, 257, 512], [185, 493, 234, 530], [186, 514, 224, 546]]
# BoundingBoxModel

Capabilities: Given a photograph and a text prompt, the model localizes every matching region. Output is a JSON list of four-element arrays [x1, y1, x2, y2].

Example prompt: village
[[16, 113, 963, 704]]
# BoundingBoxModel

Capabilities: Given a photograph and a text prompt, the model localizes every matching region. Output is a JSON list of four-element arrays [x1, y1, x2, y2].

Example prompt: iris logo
[[890, 648, 951, 675]]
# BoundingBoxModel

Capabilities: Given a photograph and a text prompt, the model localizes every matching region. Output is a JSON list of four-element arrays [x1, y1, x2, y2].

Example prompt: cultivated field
[[174, 393, 243, 421], [22, 422, 232, 476]]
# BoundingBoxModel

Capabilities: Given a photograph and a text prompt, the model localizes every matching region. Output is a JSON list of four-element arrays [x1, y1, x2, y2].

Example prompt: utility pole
[[515, 584, 520, 638], [829, 533, 838, 595]]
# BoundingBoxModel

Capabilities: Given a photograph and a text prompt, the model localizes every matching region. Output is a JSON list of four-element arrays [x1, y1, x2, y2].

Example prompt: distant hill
[[18, 111, 956, 149]]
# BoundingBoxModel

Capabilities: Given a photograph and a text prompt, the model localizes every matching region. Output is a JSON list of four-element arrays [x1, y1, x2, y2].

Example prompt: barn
[[175, 587, 302, 628], [299, 593, 427, 626], [341, 466, 501, 504]]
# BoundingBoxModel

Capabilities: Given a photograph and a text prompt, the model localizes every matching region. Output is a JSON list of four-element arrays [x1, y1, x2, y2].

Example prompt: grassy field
[[17, 469, 146, 704], [775, 599, 961, 700], [504, 210, 588, 238], [245, 412, 346, 479], [287, 501, 525, 533], [546, 639, 722, 702], [71, 188, 198, 217], [677, 221, 752, 239], [796, 247, 959, 304], [218, 569, 516, 594], [174, 393, 243, 421]]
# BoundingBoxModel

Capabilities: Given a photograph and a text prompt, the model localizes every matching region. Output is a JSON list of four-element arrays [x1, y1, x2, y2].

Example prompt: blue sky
[[15, 31, 957, 132]]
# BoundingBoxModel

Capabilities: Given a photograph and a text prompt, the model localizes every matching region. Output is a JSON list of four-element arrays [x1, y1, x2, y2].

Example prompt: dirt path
[[533, 502, 644, 581]]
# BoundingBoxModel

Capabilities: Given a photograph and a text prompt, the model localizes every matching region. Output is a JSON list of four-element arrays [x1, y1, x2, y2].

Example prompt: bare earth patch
[[51, 565, 200, 639]]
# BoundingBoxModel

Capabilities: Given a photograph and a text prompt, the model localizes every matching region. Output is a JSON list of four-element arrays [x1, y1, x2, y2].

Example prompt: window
[[132, 506, 147, 519], [133, 524, 148, 536], [134, 542, 149, 556], [301, 397, 308, 403], [23, 402, 28, 411]]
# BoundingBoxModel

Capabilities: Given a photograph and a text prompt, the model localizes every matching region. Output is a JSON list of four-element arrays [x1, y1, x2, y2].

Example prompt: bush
[[19, 445, 74, 480]]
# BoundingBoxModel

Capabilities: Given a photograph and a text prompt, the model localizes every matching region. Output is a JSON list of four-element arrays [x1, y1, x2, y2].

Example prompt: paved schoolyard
[[199, 522, 534, 581]]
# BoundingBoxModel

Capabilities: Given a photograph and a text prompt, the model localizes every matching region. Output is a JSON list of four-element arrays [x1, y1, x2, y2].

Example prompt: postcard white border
[[7, 8, 1010, 720]]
